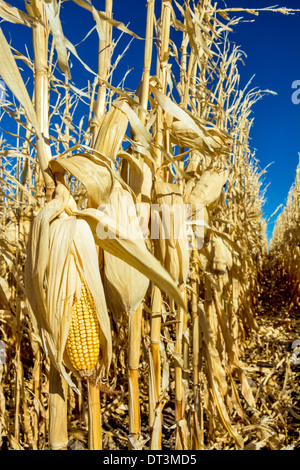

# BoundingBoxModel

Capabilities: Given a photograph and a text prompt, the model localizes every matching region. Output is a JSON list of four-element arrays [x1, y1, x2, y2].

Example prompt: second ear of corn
[[66, 282, 100, 372]]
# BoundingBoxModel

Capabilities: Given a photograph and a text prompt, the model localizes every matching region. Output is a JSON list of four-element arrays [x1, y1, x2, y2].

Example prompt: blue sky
[[219, 0, 300, 240], [2, 1, 300, 241]]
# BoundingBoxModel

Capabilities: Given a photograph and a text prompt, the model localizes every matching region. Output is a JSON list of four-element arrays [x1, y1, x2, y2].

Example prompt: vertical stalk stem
[[128, 305, 143, 443], [26, 0, 54, 200], [14, 305, 22, 442], [88, 383, 102, 450], [174, 287, 185, 450], [49, 365, 68, 450], [155, 0, 172, 174], [140, 0, 155, 125], [92, 0, 113, 143], [149, 285, 162, 449]]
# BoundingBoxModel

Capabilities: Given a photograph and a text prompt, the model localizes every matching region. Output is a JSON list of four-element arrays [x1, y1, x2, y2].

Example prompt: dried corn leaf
[[0, 0, 34, 26], [171, 120, 229, 155], [198, 303, 228, 397], [213, 289, 256, 408], [67, 206, 186, 310], [118, 151, 144, 196], [184, 5, 213, 59], [72, 0, 142, 39], [211, 236, 232, 276], [113, 100, 156, 163], [151, 86, 211, 148], [0, 27, 40, 135], [200, 301, 244, 449], [0, 277, 11, 310], [42, 0, 71, 78]]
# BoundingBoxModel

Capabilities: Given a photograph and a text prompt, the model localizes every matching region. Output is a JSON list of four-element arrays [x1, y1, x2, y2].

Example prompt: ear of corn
[[66, 281, 100, 372], [153, 181, 190, 286], [103, 181, 150, 322], [212, 237, 233, 276], [188, 169, 228, 209]]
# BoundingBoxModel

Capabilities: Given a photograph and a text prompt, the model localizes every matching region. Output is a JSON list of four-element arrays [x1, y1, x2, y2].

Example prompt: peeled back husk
[[24, 183, 112, 390]]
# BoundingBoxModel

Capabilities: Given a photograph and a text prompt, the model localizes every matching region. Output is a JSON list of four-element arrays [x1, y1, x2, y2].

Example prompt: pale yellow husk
[[103, 181, 150, 322]]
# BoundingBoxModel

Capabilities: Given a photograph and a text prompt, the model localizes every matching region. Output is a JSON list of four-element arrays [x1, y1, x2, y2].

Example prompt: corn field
[[0, 0, 299, 451]]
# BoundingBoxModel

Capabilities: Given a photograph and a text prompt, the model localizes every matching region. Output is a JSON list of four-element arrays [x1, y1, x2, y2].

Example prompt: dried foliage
[[270, 159, 300, 308], [0, 0, 299, 451]]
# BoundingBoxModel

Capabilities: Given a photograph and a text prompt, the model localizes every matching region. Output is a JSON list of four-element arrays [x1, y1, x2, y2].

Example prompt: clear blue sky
[[219, 0, 300, 241], [2, 1, 300, 241]]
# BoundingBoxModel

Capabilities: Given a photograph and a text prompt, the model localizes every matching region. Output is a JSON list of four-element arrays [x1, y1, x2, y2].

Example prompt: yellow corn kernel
[[66, 282, 100, 371]]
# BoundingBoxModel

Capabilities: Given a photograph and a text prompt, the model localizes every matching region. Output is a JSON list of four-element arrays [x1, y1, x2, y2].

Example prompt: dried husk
[[120, 155, 153, 239], [184, 151, 204, 175], [211, 236, 233, 276], [103, 181, 149, 322], [66, 202, 186, 311], [153, 181, 189, 286], [93, 102, 129, 161], [188, 169, 228, 209], [119, 151, 144, 197]]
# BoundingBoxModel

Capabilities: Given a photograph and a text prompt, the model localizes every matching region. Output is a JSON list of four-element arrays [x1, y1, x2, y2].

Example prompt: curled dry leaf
[[49, 152, 115, 208], [69, 204, 186, 311], [170, 120, 229, 156], [0, 1, 34, 26]]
